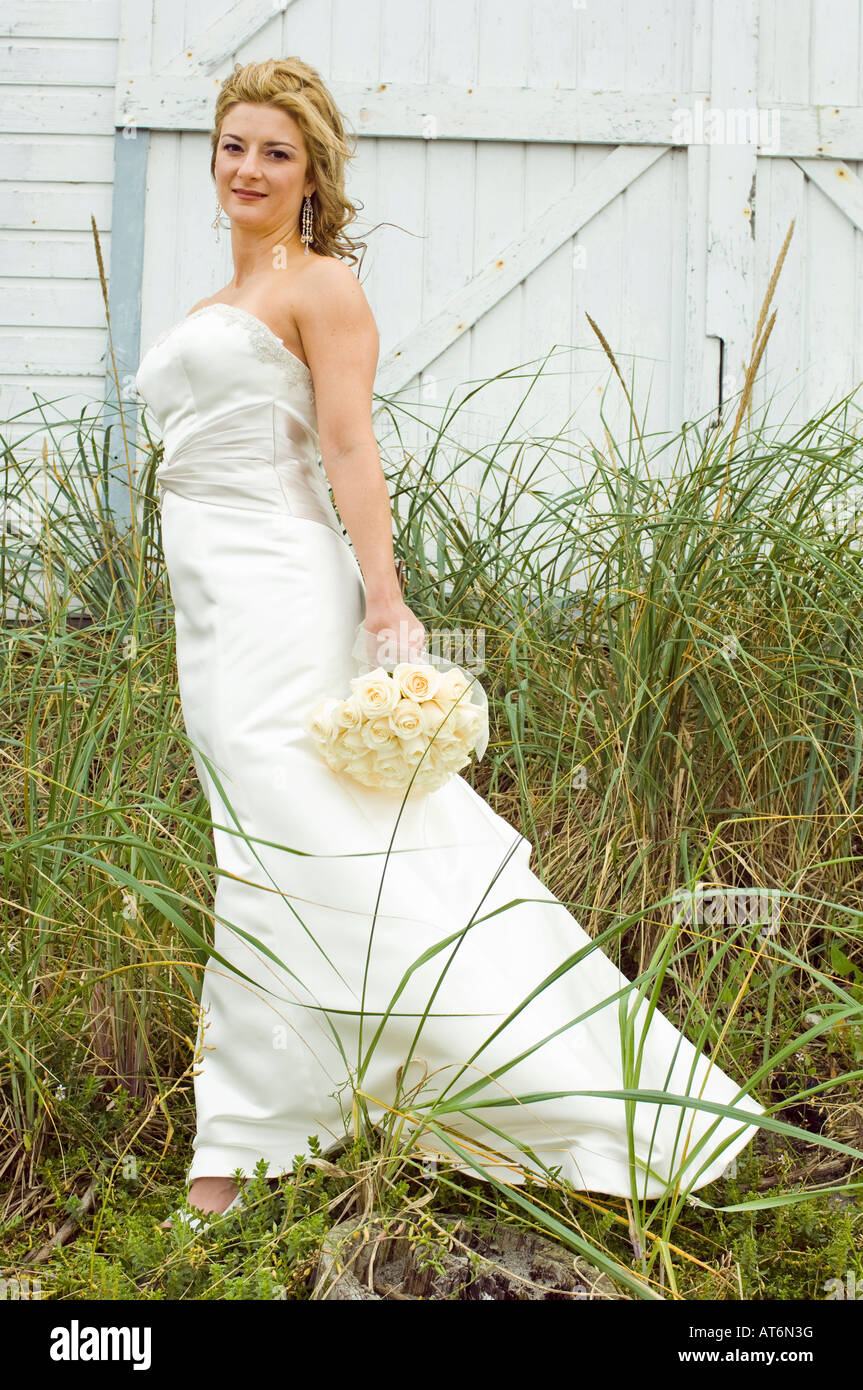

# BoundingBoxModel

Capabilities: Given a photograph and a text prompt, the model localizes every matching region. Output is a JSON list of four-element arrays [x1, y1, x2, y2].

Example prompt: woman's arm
[[288, 259, 425, 653]]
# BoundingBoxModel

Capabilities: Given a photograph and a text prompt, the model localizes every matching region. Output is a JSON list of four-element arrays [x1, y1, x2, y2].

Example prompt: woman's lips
[[233, 190, 266, 199]]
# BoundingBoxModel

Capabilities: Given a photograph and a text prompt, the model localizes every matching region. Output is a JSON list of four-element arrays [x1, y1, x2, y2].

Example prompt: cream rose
[[332, 695, 362, 731], [389, 699, 424, 740], [367, 749, 409, 788], [452, 702, 484, 743], [337, 723, 367, 754], [361, 714, 400, 750], [425, 708, 461, 751], [393, 661, 442, 703], [399, 736, 431, 768], [345, 744, 380, 776], [437, 666, 472, 705], [307, 696, 341, 742], [417, 698, 450, 737], [323, 741, 352, 772], [349, 668, 400, 716], [418, 765, 453, 793]]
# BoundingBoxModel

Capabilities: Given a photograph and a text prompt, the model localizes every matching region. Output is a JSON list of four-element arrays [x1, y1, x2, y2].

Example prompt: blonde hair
[[209, 57, 367, 269]]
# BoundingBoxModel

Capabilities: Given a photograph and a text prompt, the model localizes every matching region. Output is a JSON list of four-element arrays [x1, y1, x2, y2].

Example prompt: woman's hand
[[362, 596, 426, 665]]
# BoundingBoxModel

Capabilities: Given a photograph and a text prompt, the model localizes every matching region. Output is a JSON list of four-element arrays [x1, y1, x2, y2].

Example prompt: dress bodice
[[134, 302, 344, 537]]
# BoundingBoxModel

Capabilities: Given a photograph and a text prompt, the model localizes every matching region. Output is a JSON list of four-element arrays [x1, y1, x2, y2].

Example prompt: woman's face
[[213, 102, 314, 234]]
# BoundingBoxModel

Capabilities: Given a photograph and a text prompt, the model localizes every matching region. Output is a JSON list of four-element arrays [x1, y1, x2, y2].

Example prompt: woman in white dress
[[135, 58, 765, 1230]]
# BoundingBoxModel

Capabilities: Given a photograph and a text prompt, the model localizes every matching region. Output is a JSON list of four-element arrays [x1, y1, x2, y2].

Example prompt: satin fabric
[[135, 303, 765, 1199]]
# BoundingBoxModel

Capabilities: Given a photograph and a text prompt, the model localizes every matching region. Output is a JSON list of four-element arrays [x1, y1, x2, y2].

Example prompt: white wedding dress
[[135, 302, 765, 1200]]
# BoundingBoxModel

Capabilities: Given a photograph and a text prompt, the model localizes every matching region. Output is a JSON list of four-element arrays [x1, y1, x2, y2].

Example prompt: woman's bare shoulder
[[294, 256, 373, 334], [185, 294, 218, 317], [290, 256, 378, 380], [301, 253, 365, 299]]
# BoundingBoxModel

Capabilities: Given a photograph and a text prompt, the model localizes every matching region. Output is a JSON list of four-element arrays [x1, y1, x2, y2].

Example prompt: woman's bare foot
[[160, 1176, 240, 1229], [160, 1175, 286, 1229]]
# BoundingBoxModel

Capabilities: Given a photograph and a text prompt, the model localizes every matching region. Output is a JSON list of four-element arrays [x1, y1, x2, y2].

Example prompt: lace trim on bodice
[[146, 303, 315, 399]]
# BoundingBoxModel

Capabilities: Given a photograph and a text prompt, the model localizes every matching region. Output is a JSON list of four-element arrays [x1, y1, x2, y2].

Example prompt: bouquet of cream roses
[[303, 621, 489, 795]]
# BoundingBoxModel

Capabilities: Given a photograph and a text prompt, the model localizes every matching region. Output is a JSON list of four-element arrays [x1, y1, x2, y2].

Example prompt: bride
[[135, 57, 765, 1231]]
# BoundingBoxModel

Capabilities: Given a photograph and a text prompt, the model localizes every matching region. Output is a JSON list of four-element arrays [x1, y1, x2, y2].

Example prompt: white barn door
[[108, 0, 863, 517]]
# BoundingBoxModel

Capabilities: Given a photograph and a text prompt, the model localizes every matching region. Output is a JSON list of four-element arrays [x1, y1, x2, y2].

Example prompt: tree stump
[[311, 1211, 623, 1301]]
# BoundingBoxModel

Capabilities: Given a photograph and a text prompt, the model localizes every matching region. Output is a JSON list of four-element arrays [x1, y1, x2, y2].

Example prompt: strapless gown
[[135, 302, 765, 1199]]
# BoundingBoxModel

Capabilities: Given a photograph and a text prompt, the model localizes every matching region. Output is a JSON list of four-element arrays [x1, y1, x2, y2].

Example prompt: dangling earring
[[212, 200, 229, 240], [300, 194, 313, 255]]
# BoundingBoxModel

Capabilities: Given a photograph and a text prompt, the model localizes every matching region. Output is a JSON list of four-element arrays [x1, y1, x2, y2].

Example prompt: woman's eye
[[223, 143, 289, 158]]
